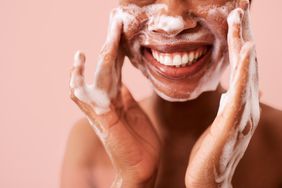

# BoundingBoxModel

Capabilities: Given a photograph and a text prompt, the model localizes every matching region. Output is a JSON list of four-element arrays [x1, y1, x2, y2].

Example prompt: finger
[[70, 51, 86, 89], [233, 42, 255, 100], [219, 42, 255, 124], [69, 51, 94, 110], [70, 51, 112, 115], [69, 51, 93, 106], [94, 11, 124, 99], [239, 0, 254, 41], [227, 8, 244, 67]]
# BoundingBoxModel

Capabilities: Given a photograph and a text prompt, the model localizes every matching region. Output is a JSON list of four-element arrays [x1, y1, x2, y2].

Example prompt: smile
[[143, 44, 212, 79], [151, 47, 208, 67]]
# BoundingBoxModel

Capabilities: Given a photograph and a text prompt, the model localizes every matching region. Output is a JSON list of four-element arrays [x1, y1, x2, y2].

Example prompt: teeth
[[182, 53, 189, 65], [160, 55, 164, 64], [188, 52, 194, 63], [195, 51, 200, 59], [151, 47, 208, 67], [164, 56, 171, 65], [173, 55, 182, 66]]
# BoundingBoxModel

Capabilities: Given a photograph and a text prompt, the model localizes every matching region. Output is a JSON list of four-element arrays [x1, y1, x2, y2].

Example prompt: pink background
[[0, 0, 281, 187]]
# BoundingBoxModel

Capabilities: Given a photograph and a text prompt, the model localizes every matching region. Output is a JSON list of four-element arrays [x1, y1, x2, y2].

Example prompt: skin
[[61, 0, 282, 187]]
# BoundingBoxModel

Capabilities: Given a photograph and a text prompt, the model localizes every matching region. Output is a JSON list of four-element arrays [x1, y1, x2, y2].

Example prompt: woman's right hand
[[69, 8, 160, 188]]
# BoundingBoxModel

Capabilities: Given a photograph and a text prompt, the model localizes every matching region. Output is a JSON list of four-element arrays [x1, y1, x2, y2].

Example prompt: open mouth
[[142, 44, 212, 80]]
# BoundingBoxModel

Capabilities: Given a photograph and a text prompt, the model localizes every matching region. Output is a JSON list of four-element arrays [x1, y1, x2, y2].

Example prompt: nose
[[148, 0, 197, 36]]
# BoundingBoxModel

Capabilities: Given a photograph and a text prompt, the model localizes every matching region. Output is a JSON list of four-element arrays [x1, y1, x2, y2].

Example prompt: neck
[[151, 85, 225, 137]]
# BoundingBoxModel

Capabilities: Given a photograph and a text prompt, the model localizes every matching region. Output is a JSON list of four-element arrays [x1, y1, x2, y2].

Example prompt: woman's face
[[119, 0, 238, 101]]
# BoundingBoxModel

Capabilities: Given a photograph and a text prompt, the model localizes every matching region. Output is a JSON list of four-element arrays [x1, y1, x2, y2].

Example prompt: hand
[[69, 8, 160, 188], [185, 1, 260, 187]]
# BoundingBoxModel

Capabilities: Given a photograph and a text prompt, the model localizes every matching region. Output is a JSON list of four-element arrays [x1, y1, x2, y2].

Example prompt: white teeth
[[182, 53, 189, 64], [160, 55, 164, 64], [188, 52, 194, 63], [164, 56, 171, 65], [173, 55, 182, 66], [156, 53, 160, 62], [151, 47, 208, 67]]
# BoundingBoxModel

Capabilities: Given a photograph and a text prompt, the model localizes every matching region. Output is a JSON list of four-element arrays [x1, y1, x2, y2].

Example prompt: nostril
[[152, 28, 166, 34], [177, 22, 200, 35]]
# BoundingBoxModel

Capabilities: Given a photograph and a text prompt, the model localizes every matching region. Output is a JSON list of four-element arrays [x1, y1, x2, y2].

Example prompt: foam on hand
[[212, 8, 260, 187], [70, 51, 111, 116]]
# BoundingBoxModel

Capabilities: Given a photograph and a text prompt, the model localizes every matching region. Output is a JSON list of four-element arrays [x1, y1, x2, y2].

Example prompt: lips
[[143, 44, 212, 80]]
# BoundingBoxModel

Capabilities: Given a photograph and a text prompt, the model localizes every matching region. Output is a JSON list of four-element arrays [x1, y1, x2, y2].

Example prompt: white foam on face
[[110, 3, 225, 101], [148, 15, 185, 35], [125, 2, 234, 102]]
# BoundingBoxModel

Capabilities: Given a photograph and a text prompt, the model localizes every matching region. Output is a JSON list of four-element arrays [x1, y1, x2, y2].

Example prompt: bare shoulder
[[260, 103, 282, 123], [258, 103, 282, 163], [61, 118, 112, 188], [63, 118, 111, 166], [259, 103, 282, 148], [231, 103, 282, 187]]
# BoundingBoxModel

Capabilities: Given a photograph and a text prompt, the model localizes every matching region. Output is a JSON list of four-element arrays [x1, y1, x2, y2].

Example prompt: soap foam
[[71, 51, 111, 115], [148, 15, 185, 35], [105, 3, 259, 186], [213, 10, 260, 186], [115, 3, 229, 101]]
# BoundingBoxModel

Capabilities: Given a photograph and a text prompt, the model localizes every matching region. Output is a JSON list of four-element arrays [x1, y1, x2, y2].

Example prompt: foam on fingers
[[227, 8, 244, 55], [70, 51, 112, 116]]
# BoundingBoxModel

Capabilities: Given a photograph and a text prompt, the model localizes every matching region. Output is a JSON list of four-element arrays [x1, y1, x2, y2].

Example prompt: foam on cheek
[[113, 4, 167, 34], [119, 3, 168, 67], [175, 2, 235, 101], [116, 4, 141, 33], [208, 4, 231, 18]]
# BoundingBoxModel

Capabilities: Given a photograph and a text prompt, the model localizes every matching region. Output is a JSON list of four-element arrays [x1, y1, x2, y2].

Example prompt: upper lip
[[142, 42, 213, 53]]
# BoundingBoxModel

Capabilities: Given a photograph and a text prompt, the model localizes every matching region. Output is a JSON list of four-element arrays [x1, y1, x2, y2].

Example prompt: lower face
[[122, 0, 237, 101]]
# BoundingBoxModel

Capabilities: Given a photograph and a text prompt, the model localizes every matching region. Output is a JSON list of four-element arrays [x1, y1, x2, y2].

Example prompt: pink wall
[[0, 0, 281, 187]]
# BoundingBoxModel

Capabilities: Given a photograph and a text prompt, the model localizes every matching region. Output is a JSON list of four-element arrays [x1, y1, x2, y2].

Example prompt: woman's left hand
[[185, 1, 261, 187]]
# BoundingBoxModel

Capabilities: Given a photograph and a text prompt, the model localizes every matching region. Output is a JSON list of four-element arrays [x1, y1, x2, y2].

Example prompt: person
[[61, 0, 282, 187]]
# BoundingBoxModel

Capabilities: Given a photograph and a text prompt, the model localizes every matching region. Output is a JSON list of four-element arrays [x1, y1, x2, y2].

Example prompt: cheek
[[195, 1, 236, 40]]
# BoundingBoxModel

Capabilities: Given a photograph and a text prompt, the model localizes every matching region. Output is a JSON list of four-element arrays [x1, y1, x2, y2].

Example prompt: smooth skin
[[61, 0, 282, 187]]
